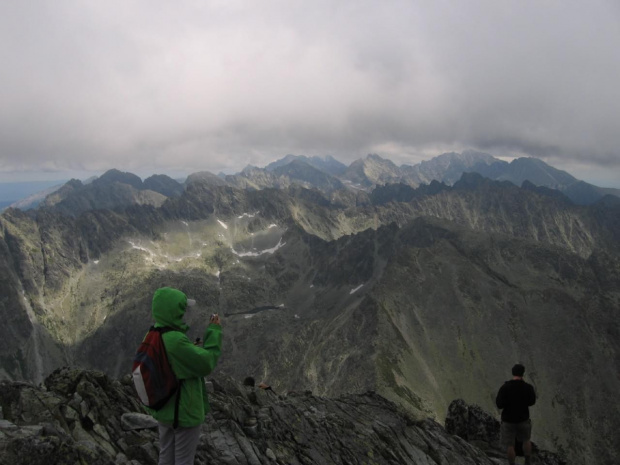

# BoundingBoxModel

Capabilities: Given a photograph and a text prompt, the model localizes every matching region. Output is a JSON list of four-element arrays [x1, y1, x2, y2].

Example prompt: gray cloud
[[1, 0, 619, 186]]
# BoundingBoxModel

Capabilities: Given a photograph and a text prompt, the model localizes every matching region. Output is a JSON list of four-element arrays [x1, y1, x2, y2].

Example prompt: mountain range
[[0, 151, 619, 463], [5, 151, 620, 213]]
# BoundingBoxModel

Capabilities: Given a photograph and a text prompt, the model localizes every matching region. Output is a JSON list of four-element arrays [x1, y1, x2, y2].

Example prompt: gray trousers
[[158, 422, 201, 465]]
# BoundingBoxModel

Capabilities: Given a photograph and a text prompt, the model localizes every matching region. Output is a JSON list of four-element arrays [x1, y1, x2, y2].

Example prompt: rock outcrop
[[0, 368, 564, 465], [446, 399, 565, 465]]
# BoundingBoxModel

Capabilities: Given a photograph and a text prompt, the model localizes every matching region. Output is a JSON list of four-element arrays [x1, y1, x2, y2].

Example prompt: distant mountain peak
[[185, 171, 229, 187], [93, 169, 143, 189], [265, 154, 347, 176], [499, 157, 578, 189], [241, 164, 260, 174]]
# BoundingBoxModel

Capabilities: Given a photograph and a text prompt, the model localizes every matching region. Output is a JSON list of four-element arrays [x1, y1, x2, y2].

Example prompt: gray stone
[[0, 420, 17, 430], [265, 448, 277, 461], [115, 452, 129, 464], [80, 399, 90, 418], [121, 413, 158, 431]]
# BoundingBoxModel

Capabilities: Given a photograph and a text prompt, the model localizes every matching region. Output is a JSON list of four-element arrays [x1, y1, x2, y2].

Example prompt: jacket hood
[[152, 287, 191, 332]]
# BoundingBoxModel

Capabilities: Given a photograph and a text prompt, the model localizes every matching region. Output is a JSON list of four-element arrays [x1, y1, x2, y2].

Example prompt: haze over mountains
[[1, 151, 619, 463]]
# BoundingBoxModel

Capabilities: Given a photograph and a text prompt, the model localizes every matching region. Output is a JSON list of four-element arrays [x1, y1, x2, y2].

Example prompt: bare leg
[[523, 440, 532, 463], [507, 445, 516, 464]]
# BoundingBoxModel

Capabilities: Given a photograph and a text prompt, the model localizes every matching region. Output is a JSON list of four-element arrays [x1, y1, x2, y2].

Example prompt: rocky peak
[[185, 171, 230, 187], [446, 399, 565, 465], [498, 158, 577, 189], [37, 169, 171, 217], [93, 170, 143, 190], [266, 155, 348, 177], [344, 153, 402, 187], [40, 179, 84, 208], [265, 154, 301, 171], [142, 175, 184, 198], [273, 159, 344, 192]]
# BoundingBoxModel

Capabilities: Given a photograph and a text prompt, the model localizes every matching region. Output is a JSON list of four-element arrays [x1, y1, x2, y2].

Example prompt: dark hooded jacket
[[149, 287, 222, 427]]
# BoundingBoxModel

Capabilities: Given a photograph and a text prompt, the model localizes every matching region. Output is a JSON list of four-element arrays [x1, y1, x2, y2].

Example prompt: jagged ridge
[[0, 368, 564, 465]]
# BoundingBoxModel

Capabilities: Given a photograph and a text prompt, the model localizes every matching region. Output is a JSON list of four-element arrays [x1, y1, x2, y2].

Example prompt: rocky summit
[[0, 368, 565, 465]]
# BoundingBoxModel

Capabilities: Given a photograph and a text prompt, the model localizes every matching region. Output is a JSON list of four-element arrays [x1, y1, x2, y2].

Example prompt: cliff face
[[0, 368, 565, 465], [370, 217, 620, 463], [0, 175, 618, 463]]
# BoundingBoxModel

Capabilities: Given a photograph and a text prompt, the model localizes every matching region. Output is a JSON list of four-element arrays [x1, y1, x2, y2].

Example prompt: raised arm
[[166, 324, 222, 379]]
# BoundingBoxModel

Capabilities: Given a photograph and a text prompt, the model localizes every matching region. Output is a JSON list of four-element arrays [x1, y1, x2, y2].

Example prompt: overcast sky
[[1, 1, 619, 186]]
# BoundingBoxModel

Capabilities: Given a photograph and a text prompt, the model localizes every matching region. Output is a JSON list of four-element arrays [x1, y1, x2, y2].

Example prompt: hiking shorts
[[500, 419, 532, 449]]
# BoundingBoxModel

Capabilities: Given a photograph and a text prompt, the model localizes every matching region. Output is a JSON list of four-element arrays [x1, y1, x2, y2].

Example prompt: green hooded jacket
[[148, 287, 222, 427]]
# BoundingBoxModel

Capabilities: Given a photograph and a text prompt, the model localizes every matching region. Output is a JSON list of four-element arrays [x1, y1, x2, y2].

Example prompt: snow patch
[[93, 260, 99, 265], [128, 241, 157, 262], [244, 314, 255, 319], [217, 219, 228, 230], [175, 252, 202, 262], [350, 284, 364, 294], [343, 180, 367, 191], [268, 224, 278, 229], [128, 241, 150, 254], [294, 314, 300, 319], [232, 238, 286, 257]]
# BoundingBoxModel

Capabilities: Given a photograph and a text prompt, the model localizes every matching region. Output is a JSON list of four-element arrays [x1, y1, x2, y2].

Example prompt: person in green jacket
[[149, 287, 222, 465]]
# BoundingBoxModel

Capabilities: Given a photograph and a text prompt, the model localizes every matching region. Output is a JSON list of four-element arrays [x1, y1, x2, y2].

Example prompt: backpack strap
[[173, 379, 184, 429]]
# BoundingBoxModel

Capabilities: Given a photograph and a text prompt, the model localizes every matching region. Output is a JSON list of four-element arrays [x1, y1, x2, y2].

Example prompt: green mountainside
[[0, 163, 619, 463]]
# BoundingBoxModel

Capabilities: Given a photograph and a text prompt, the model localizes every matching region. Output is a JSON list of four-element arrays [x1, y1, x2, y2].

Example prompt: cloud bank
[[1, 1, 619, 185]]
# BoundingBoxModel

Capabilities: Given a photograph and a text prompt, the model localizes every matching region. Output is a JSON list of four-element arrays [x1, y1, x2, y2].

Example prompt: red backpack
[[132, 327, 182, 420]]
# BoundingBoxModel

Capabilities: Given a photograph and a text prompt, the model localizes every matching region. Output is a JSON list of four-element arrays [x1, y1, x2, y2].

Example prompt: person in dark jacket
[[496, 363, 536, 465]]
